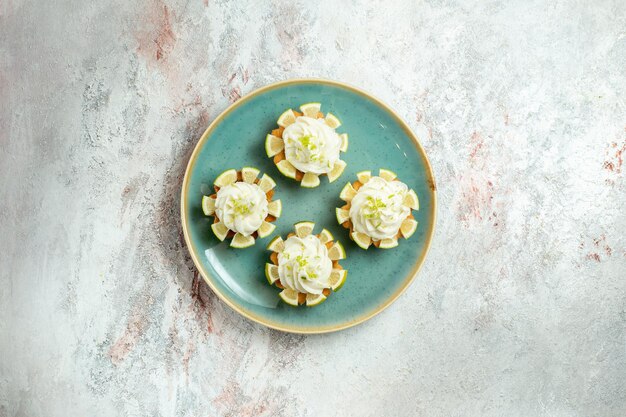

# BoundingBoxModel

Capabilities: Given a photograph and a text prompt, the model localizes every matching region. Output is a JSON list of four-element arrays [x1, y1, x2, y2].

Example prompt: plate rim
[[180, 78, 437, 334]]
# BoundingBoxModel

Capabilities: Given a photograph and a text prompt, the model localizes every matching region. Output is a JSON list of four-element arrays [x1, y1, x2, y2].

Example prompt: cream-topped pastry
[[282, 116, 342, 174], [277, 235, 333, 295], [336, 169, 420, 249], [215, 182, 269, 237], [265, 103, 349, 187], [349, 177, 409, 241], [265, 221, 347, 306], [203, 168, 281, 249]]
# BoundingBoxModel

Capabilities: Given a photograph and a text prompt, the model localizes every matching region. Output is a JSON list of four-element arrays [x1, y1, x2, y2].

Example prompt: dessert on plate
[[336, 168, 419, 249], [265, 102, 348, 188], [201, 167, 282, 248], [265, 221, 347, 306]]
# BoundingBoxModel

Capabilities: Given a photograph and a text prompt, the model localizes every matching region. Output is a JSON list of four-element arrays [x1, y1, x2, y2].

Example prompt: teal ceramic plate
[[181, 79, 436, 333]]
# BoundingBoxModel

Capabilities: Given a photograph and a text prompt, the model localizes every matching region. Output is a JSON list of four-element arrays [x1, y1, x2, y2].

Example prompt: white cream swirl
[[215, 182, 269, 236], [349, 176, 410, 240], [282, 116, 342, 174], [277, 235, 333, 295]]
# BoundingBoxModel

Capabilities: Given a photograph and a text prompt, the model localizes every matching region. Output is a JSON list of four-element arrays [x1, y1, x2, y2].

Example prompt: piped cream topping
[[282, 116, 342, 174], [277, 235, 333, 295], [215, 182, 268, 236], [349, 176, 410, 240]]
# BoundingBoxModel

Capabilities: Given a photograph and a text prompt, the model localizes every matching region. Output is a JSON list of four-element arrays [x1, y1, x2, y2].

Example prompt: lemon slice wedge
[[279, 289, 300, 306], [328, 241, 346, 260], [339, 182, 357, 201], [214, 169, 238, 187], [357, 170, 371, 184], [351, 232, 371, 250], [324, 113, 341, 129], [265, 134, 284, 157], [257, 221, 276, 238], [276, 160, 297, 179], [211, 222, 229, 241], [336, 208, 350, 224], [265, 263, 280, 285], [329, 269, 347, 291], [379, 168, 397, 182], [268, 199, 282, 217], [277, 109, 297, 127], [339, 133, 349, 152], [327, 160, 346, 183], [266, 235, 285, 253], [379, 238, 398, 249], [318, 228, 334, 244], [404, 189, 419, 210], [294, 221, 315, 238], [306, 293, 327, 307], [400, 218, 418, 239], [201, 195, 215, 216], [258, 173, 276, 192], [230, 233, 255, 248], [301, 172, 320, 188], [241, 166, 260, 184], [299, 102, 321, 118]]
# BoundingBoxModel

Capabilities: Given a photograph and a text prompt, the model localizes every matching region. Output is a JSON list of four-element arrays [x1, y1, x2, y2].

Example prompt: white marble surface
[[1, 0, 625, 416]]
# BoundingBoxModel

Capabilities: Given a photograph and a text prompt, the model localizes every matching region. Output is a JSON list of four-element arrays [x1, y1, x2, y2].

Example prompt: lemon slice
[[276, 160, 297, 179], [325, 113, 341, 129], [265, 134, 284, 157], [277, 109, 297, 127], [294, 221, 315, 238], [357, 170, 371, 184], [211, 222, 229, 241], [379, 238, 398, 249], [214, 169, 238, 187], [230, 232, 255, 248], [201, 195, 215, 216], [329, 269, 347, 291], [268, 199, 282, 217], [241, 166, 260, 184], [306, 293, 327, 307], [265, 263, 280, 285], [339, 133, 349, 152], [301, 172, 320, 188], [279, 289, 299, 306], [258, 173, 276, 192], [266, 235, 285, 253], [351, 232, 371, 249], [318, 228, 334, 244], [299, 102, 321, 118], [404, 189, 419, 210], [327, 160, 347, 183], [379, 168, 397, 182], [339, 182, 357, 201], [400, 218, 418, 239], [328, 241, 346, 260], [336, 208, 350, 224], [257, 221, 276, 238]]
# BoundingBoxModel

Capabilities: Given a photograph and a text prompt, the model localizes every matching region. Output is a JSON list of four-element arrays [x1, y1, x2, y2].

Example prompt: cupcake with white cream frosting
[[265, 103, 349, 188], [201, 168, 282, 248], [265, 221, 347, 306], [336, 168, 419, 249]]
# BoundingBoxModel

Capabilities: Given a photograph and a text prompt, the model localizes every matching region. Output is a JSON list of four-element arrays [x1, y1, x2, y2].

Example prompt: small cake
[[201, 167, 282, 248], [265, 103, 348, 187], [336, 169, 419, 249], [265, 221, 347, 306]]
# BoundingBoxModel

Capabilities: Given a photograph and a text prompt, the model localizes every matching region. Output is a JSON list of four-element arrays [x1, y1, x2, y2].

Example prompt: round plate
[[181, 79, 436, 333]]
